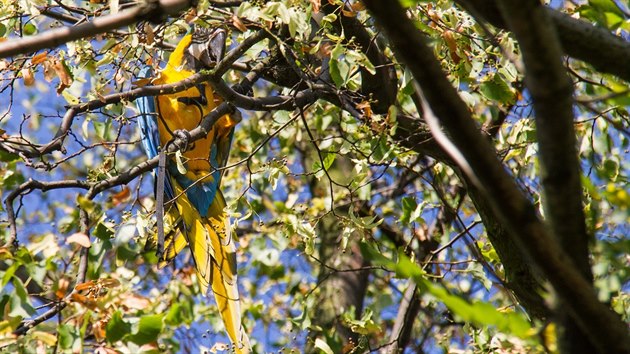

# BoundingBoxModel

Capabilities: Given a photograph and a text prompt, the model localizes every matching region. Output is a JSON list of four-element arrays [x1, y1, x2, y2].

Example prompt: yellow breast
[[155, 66, 223, 181]]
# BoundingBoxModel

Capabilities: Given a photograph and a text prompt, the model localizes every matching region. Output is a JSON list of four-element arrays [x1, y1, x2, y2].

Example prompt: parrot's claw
[[172, 129, 192, 151]]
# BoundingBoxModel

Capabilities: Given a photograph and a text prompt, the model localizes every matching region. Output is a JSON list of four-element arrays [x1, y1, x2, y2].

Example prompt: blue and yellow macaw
[[136, 28, 249, 353]]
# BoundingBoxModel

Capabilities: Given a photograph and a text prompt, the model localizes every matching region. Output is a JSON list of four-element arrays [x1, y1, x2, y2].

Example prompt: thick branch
[[0, 0, 193, 59], [362, 1, 630, 352], [496, 1, 595, 352]]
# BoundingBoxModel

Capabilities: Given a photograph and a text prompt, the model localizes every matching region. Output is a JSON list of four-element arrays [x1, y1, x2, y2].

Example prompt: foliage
[[0, 0, 628, 353]]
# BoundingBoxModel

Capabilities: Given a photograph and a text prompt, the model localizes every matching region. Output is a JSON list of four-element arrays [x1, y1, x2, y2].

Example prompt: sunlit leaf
[[127, 314, 164, 345], [106, 311, 130, 343], [67, 232, 91, 248], [314, 338, 334, 354]]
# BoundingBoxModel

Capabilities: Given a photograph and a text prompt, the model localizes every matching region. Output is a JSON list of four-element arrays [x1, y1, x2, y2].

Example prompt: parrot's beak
[[187, 28, 227, 69]]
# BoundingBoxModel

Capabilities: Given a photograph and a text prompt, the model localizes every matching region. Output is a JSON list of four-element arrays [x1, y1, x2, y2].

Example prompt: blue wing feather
[[137, 67, 160, 161], [166, 123, 235, 217], [137, 67, 175, 200], [166, 151, 221, 217]]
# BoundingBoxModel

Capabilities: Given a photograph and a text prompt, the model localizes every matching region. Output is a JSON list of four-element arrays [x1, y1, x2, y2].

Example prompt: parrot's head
[[185, 27, 227, 70]]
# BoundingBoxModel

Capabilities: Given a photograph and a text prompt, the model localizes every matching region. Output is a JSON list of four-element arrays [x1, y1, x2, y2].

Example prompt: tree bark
[[362, 1, 630, 352]]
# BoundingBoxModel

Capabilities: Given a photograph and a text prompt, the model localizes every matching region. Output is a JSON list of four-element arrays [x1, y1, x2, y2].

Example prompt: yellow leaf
[[31, 331, 57, 346]]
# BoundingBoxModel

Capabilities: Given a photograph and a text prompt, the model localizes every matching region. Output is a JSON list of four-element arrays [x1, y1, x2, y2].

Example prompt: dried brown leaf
[[52, 59, 72, 87], [356, 101, 372, 119], [56, 278, 70, 299], [111, 187, 130, 206], [43, 61, 55, 82], [31, 51, 48, 66], [184, 8, 197, 23], [309, 0, 320, 13], [75, 280, 95, 292], [351, 1, 366, 11], [21, 68, 34, 86], [121, 294, 150, 310], [442, 30, 460, 64], [98, 278, 121, 288], [144, 23, 155, 45], [232, 15, 247, 32], [341, 8, 356, 17]]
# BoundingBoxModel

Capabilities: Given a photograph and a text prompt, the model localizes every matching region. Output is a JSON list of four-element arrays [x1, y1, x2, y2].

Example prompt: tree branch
[[0, 0, 194, 59], [362, 1, 630, 352], [495, 1, 595, 352]]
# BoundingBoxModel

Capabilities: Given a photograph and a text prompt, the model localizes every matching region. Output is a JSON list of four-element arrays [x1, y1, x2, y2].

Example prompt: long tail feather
[[172, 182, 250, 352]]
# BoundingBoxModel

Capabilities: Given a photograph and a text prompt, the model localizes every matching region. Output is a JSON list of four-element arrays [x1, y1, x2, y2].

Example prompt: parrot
[[136, 27, 250, 353]]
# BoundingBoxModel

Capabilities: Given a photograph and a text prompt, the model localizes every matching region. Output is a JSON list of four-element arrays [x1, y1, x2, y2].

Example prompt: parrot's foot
[[172, 129, 192, 151]]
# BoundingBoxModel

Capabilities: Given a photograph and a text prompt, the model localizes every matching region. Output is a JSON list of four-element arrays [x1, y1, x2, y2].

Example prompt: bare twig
[[0, 0, 194, 59]]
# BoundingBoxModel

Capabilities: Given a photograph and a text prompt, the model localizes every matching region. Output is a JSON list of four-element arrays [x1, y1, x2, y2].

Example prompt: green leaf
[[341, 308, 381, 335], [384, 252, 533, 338], [290, 304, 311, 330], [58, 324, 80, 350], [322, 152, 335, 170], [400, 197, 423, 225], [479, 73, 515, 104], [92, 119, 112, 141], [359, 242, 394, 267], [394, 253, 425, 279], [61, 90, 80, 105], [321, 13, 337, 24], [9, 278, 36, 318], [93, 221, 115, 241], [175, 150, 187, 174], [399, 0, 427, 7], [589, 0, 624, 16], [23, 23, 37, 36], [329, 44, 346, 87], [0, 150, 18, 163], [165, 302, 193, 326], [106, 310, 131, 343], [1, 263, 18, 287], [128, 314, 164, 345], [329, 58, 343, 88], [0, 316, 22, 334]]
